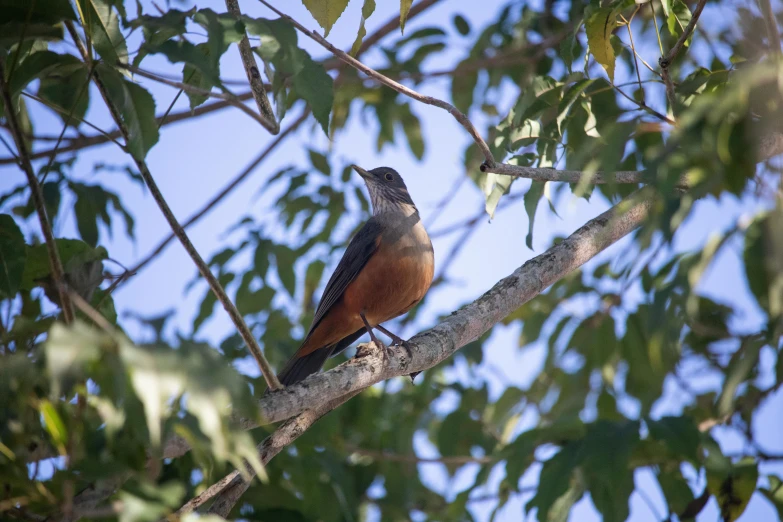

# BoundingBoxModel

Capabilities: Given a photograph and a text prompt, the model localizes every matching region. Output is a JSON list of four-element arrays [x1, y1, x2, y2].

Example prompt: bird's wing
[[305, 217, 383, 338]]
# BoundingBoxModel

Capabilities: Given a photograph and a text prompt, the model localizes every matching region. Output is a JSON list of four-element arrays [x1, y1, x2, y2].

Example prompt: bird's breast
[[343, 218, 434, 325]]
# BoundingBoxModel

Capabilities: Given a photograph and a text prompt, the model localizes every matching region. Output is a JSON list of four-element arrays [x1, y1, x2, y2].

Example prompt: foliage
[[1, 0, 782, 520]]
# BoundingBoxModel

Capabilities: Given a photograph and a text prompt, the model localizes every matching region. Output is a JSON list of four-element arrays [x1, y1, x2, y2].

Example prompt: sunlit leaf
[[301, 0, 350, 36], [585, 7, 617, 82]]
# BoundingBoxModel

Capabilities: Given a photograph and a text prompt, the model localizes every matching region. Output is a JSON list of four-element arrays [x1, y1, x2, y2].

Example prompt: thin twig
[[117, 63, 273, 129], [622, 8, 644, 102], [177, 390, 362, 517], [64, 21, 282, 391], [757, 0, 781, 54], [483, 162, 691, 188], [256, 0, 496, 168], [225, 0, 279, 133], [659, 0, 708, 67], [0, 93, 255, 165], [345, 445, 496, 465], [0, 58, 74, 324], [39, 63, 96, 184], [21, 92, 127, 151], [107, 110, 309, 295], [612, 83, 675, 124]]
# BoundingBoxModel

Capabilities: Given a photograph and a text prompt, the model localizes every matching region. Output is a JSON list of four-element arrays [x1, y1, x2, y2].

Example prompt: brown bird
[[275, 165, 434, 387]]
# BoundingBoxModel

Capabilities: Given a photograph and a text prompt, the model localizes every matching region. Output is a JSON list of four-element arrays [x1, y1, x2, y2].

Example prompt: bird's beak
[[351, 164, 372, 181]]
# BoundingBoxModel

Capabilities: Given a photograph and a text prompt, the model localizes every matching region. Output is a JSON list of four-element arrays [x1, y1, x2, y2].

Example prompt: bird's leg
[[375, 324, 413, 359], [374, 324, 404, 345], [357, 312, 390, 360]]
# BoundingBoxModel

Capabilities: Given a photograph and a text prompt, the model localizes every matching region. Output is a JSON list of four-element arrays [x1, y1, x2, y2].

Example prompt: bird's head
[[351, 165, 416, 215]]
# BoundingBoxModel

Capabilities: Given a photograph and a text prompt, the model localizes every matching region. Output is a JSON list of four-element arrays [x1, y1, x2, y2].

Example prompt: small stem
[[21, 92, 127, 150], [659, 0, 708, 67], [225, 0, 279, 133], [623, 8, 645, 101], [758, 0, 781, 54], [64, 21, 282, 391], [0, 57, 74, 324], [106, 110, 309, 297], [39, 62, 96, 184], [649, 0, 665, 57], [256, 0, 497, 168], [117, 63, 273, 129]]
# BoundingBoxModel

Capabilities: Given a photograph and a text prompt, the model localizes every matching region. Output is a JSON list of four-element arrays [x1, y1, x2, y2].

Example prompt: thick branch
[[225, 0, 279, 133], [154, 187, 654, 464], [64, 21, 282, 391], [0, 58, 74, 323], [256, 0, 496, 168]]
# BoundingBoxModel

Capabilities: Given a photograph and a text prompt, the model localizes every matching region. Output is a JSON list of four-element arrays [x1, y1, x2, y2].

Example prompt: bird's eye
[[384, 173, 394, 181]]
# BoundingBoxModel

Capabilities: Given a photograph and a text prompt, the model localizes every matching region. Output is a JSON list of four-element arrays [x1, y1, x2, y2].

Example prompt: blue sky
[[2, 0, 782, 520]]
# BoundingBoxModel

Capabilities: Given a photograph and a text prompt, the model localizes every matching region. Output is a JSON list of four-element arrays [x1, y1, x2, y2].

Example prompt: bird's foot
[[355, 339, 391, 362]]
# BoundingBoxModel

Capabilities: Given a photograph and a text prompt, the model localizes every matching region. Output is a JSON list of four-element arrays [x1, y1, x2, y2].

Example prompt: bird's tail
[[274, 347, 335, 389]]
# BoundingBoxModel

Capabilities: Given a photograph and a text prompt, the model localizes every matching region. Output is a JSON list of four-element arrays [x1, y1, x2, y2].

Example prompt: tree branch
[[117, 63, 273, 129], [151, 186, 654, 467], [104, 109, 309, 296], [176, 390, 362, 517], [659, 0, 708, 68], [225, 0, 279, 133], [482, 163, 659, 185], [64, 21, 282, 391], [0, 58, 74, 324], [256, 0, 496, 168], [758, 0, 782, 54]]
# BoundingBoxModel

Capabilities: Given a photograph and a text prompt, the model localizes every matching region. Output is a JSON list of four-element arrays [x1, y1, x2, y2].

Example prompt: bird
[[274, 165, 434, 388]]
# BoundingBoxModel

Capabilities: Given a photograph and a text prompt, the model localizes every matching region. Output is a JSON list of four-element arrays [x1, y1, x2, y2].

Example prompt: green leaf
[[301, 0, 350, 36], [96, 64, 159, 160], [706, 457, 758, 522], [308, 149, 331, 175], [451, 60, 478, 113], [527, 443, 583, 521], [38, 58, 91, 126], [400, 0, 414, 34], [9, 51, 84, 98], [0, 0, 77, 24], [77, 0, 129, 67], [744, 208, 783, 322], [666, 0, 693, 45], [657, 469, 695, 516], [193, 8, 244, 60], [21, 238, 107, 291], [0, 214, 26, 298], [646, 415, 701, 463], [716, 338, 763, 417], [0, 22, 64, 46], [557, 79, 595, 133], [761, 474, 783, 521], [275, 245, 297, 297], [585, 7, 617, 82], [181, 43, 212, 110], [39, 399, 68, 455], [350, 0, 376, 56], [399, 103, 424, 160], [153, 39, 222, 87], [193, 272, 233, 332], [581, 421, 639, 522], [523, 181, 545, 250], [453, 14, 470, 36], [292, 56, 333, 135]]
